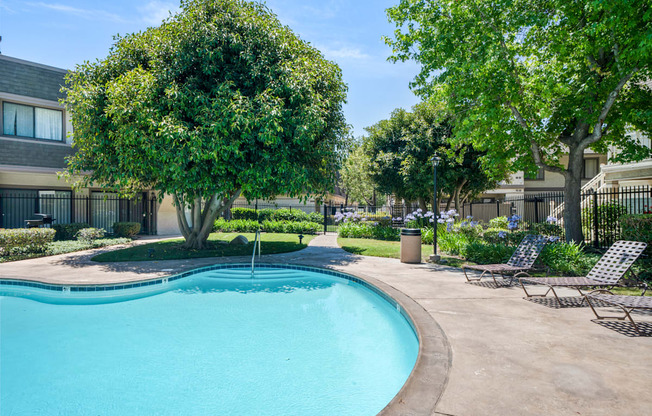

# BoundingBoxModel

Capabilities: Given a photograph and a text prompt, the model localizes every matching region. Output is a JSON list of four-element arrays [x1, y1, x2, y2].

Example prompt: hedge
[[112, 222, 141, 238], [214, 218, 321, 234], [230, 208, 323, 223], [76, 228, 106, 242], [52, 222, 89, 241], [0, 228, 56, 255]]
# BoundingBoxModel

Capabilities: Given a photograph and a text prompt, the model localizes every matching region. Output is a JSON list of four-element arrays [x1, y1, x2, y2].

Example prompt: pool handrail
[[251, 228, 261, 278]]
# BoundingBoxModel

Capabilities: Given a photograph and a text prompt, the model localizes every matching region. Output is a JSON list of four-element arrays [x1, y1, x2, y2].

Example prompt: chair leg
[[585, 297, 642, 334], [519, 279, 553, 299], [463, 267, 484, 282]]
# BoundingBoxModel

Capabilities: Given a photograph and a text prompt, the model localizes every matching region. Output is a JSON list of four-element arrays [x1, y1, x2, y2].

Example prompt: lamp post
[[430, 155, 441, 262]]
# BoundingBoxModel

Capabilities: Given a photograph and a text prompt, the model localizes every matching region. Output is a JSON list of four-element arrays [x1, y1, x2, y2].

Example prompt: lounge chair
[[519, 240, 647, 304], [584, 291, 652, 334], [462, 234, 548, 285]]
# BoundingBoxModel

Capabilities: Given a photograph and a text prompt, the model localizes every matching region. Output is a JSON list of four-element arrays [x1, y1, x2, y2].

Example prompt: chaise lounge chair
[[462, 234, 548, 286], [584, 291, 652, 334], [519, 240, 647, 305]]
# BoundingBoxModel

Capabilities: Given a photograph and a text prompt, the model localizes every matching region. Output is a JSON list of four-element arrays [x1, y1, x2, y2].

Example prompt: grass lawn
[[337, 237, 468, 266], [92, 232, 315, 262]]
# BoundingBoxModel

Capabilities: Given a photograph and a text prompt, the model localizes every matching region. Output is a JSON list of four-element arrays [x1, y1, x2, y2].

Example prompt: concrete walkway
[[1, 234, 650, 415]]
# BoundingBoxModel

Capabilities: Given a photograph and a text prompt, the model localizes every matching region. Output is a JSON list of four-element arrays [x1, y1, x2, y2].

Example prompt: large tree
[[340, 144, 385, 206], [63, 0, 348, 248], [363, 102, 506, 209], [387, 0, 652, 242]]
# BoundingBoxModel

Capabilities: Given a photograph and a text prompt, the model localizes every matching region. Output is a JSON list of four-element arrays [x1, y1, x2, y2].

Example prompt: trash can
[[400, 228, 422, 264]]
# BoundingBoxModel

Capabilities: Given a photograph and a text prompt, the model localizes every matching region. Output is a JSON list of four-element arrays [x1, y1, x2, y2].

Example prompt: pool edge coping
[[0, 262, 451, 416]]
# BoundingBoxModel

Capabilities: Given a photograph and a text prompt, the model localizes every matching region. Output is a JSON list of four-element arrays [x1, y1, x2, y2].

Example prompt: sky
[[0, 0, 421, 137]]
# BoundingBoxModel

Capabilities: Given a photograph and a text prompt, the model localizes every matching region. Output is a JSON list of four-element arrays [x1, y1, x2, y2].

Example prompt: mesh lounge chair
[[462, 234, 548, 285], [520, 240, 648, 304], [584, 291, 652, 334]]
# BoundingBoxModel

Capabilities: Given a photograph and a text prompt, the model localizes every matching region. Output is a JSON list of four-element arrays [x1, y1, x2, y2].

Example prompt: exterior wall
[[156, 194, 181, 236], [523, 154, 608, 193], [0, 55, 67, 102]]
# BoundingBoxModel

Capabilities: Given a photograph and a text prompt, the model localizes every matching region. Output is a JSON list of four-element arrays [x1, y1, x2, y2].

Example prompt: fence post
[[496, 200, 500, 218], [323, 203, 327, 234], [533, 197, 540, 223], [86, 195, 91, 226], [0, 194, 3, 228], [592, 190, 599, 248], [70, 192, 75, 223]]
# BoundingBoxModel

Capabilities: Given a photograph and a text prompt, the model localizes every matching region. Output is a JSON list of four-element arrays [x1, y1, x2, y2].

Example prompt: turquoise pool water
[[0, 267, 418, 415]]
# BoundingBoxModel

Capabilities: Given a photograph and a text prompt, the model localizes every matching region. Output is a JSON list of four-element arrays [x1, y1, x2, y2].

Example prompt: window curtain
[[3, 103, 34, 137], [35, 107, 63, 140]]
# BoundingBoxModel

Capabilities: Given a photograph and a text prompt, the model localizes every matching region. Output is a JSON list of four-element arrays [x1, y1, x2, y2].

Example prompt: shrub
[[620, 214, 652, 254], [261, 220, 321, 234], [0, 228, 56, 256], [306, 212, 324, 223], [437, 228, 478, 255], [231, 208, 259, 220], [214, 218, 260, 233], [270, 208, 309, 222], [52, 222, 90, 241], [45, 238, 131, 256], [112, 222, 141, 238], [338, 223, 399, 241], [463, 242, 514, 264], [482, 230, 532, 246], [528, 221, 564, 237], [489, 216, 509, 229], [256, 209, 276, 222], [76, 228, 106, 242], [582, 202, 628, 243], [539, 242, 599, 276]]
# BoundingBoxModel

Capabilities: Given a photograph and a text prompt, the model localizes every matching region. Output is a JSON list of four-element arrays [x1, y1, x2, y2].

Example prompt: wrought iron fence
[[0, 191, 157, 234], [320, 186, 651, 248]]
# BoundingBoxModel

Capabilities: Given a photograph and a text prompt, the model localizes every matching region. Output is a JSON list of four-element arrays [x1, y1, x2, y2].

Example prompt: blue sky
[[0, 0, 420, 137]]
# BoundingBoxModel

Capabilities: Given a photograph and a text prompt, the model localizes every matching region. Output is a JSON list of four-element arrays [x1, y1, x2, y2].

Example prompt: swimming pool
[[0, 265, 418, 416]]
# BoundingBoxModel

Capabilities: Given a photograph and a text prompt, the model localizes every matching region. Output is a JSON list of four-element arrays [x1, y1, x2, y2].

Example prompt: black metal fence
[[0, 191, 157, 234], [321, 186, 651, 248]]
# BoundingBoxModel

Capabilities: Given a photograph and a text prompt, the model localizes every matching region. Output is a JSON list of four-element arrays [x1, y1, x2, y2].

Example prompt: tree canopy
[[363, 102, 506, 209], [387, 0, 652, 242], [340, 144, 385, 206], [63, 0, 348, 248]]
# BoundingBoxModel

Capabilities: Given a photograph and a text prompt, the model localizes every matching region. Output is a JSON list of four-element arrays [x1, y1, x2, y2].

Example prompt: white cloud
[[319, 46, 371, 61], [28, 2, 127, 23], [139, 1, 180, 25]]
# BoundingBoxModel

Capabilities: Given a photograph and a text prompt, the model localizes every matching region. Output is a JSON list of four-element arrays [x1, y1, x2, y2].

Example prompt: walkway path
[[1, 234, 650, 415]]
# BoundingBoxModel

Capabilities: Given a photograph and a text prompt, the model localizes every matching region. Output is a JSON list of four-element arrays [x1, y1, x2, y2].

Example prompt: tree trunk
[[418, 197, 428, 211], [454, 179, 467, 211], [564, 151, 584, 243], [445, 195, 453, 211], [174, 190, 242, 250]]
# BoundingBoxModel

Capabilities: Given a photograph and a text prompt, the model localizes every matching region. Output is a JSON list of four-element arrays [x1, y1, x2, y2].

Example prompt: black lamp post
[[431, 155, 441, 261]]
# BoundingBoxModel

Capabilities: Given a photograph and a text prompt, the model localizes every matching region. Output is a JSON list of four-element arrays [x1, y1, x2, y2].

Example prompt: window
[[2, 102, 63, 141], [583, 158, 599, 179], [525, 167, 545, 180]]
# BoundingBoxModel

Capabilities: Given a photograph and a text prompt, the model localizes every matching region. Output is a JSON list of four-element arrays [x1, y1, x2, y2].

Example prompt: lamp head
[[431, 155, 441, 167]]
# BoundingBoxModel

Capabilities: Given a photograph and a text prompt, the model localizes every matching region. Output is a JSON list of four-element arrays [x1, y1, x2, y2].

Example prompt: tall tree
[[387, 0, 652, 242], [63, 0, 348, 249], [340, 144, 385, 206], [363, 102, 505, 209]]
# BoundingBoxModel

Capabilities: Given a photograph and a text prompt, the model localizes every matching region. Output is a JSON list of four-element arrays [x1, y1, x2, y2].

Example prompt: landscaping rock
[[230, 235, 249, 246]]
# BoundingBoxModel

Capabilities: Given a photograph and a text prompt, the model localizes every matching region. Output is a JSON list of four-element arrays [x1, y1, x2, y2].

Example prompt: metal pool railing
[[251, 228, 261, 278]]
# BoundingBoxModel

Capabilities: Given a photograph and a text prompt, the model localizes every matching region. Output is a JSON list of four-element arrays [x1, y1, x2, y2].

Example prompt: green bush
[[231, 208, 259, 221], [261, 220, 321, 234], [463, 242, 514, 264], [306, 212, 324, 223], [338, 223, 400, 241], [256, 209, 276, 222], [438, 228, 480, 255], [214, 218, 260, 233], [620, 214, 652, 253], [52, 222, 90, 241], [582, 202, 628, 244], [528, 222, 564, 237], [76, 228, 106, 242], [46, 238, 131, 256], [539, 242, 599, 276], [0, 228, 56, 256], [489, 216, 509, 229], [112, 222, 141, 238], [482, 230, 532, 246]]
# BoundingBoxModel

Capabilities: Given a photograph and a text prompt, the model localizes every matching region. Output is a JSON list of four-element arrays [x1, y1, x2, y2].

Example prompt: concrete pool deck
[[1, 234, 650, 416]]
